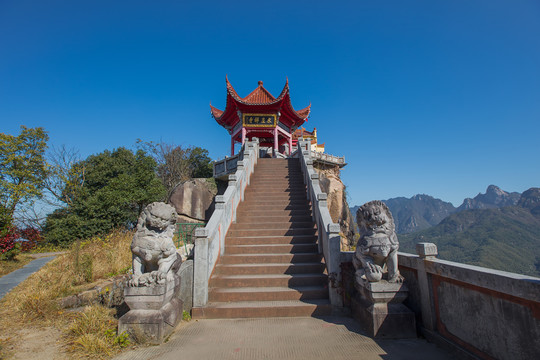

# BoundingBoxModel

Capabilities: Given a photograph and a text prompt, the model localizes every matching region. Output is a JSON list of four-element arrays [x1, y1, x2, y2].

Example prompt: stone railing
[[213, 151, 244, 179], [341, 244, 540, 359], [296, 140, 343, 307], [193, 139, 259, 307], [310, 151, 346, 166]]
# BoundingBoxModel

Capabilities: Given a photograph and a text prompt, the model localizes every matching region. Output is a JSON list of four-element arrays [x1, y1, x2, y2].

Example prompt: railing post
[[193, 227, 209, 307], [416, 242, 438, 331], [327, 223, 343, 307], [228, 175, 237, 223]]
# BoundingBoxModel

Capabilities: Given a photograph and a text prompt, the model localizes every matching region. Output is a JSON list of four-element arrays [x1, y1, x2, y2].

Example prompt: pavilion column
[[231, 136, 235, 156], [241, 127, 247, 145], [274, 128, 279, 156], [288, 136, 293, 156]]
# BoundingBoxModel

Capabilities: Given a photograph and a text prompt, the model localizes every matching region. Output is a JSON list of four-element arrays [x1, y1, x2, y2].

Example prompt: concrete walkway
[[114, 316, 456, 360], [0, 256, 55, 300]]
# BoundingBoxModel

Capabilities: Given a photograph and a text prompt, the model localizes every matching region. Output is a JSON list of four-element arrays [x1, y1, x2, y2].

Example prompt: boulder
[[315, 165, 355, 250], [168, 178, 218, 222]]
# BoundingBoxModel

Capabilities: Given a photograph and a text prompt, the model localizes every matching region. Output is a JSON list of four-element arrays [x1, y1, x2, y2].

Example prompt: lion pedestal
[[118, 274, 183, 344], [351, 201, 416, 338], [118, 202, 184, 344], [351, 279, 416, 338]]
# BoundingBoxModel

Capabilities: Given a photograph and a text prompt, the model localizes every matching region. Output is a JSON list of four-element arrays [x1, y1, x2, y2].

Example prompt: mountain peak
[[518, 187, 540, 215], [458, 185, 520, 211]]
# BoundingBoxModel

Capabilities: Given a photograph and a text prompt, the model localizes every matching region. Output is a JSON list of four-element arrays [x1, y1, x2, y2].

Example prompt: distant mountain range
[[398, 188, 540, 277], [350, 185, 523, 234], [350, 186, 540, 277]]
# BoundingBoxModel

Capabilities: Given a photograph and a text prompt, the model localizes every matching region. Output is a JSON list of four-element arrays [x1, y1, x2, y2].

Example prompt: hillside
[[399, 203, 540, 277], [383, 195, 456, 234], [350, 195, 456, 234]]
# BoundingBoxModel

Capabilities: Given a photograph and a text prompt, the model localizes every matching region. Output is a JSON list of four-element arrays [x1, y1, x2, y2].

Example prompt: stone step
[[225, 243, 318, 254], [248, 180, 305, 185], [192, 299, 332, 319], [244, 188, 307, 194], [208, 286, 329, 302], [234, 215, 313, 223], [235, 209, 313, 217], [226, 235, 318, 245], [215, 262, 325, 275], [209, 273, 328, 288], [245, 187, 307, 193], [229, 222, 315, 230], [226, 227, 316, 237], [236, 204, 311, 212], [243, 194, 308, 201], [237, 199, 310, 208], [219, 253, 321, 265]]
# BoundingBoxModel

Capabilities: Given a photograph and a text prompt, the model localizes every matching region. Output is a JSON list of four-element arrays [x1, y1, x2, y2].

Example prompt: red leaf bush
[[0, 227, 20, 260]]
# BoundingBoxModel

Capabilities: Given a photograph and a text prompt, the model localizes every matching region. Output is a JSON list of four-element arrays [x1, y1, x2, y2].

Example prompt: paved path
[[114, 316, 456, 360], [0, 256, 55, 300]]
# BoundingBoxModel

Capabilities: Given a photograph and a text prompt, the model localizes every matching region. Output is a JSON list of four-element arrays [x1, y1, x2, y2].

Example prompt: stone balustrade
[[193, 140, 259, 307], [341, 244, 540, 359], [213, 151, 244, 179], [296, 140, 343, 307], [310, 151, 346, 166]]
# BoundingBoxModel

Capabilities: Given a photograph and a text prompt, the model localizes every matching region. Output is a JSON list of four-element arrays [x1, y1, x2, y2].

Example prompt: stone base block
[[118, 298, 183, 344], [352, 297, 416, 338]]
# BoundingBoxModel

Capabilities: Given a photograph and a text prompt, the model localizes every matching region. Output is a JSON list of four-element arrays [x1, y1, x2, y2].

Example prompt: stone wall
[[340, 249, 540, 359]]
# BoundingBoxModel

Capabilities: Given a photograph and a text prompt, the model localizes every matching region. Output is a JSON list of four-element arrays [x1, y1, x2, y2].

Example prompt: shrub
[[0, 227, 20, 260], [18, 227, 42, 252]]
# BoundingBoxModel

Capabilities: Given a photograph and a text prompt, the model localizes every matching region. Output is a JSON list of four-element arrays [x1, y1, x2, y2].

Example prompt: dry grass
[[0, 254, 33, 277], [0, 229, 133, 359]]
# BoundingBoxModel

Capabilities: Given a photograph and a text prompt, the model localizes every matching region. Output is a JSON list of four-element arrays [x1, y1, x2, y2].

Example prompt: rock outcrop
[[168, 178, 219, 223], [315, 165, 355, 250], [518, 187, 540, 215], [457, 185, 520, 212]]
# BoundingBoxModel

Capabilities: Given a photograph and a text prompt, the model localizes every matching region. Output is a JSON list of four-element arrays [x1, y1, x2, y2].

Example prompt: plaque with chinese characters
[[242, 114, 277, 128]]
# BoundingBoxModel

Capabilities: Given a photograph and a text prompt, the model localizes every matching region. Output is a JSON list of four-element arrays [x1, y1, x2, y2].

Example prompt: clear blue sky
[[1, 0, 539, 207]]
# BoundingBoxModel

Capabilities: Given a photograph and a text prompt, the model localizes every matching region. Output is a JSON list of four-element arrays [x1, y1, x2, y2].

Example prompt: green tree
[[136, 140, 213, 200], [0, 126, 48, 232], [43, 148, 166, 246], [189, 147, 213, 179]]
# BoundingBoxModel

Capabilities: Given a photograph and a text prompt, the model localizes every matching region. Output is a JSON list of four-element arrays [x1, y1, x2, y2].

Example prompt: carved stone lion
[[128, 202, 182, 287], [353, 200, 403, 283]]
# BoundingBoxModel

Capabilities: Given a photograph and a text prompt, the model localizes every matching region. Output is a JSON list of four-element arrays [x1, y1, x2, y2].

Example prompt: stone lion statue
[[353, 200, 403, 283], [128, 202, 182, 287]]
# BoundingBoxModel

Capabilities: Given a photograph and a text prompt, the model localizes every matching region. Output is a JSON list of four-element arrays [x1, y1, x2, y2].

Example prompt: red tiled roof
[[211, 77, 310, 128], [295, 104, 311, 119], [210, 104, 224, 118], [242, 81, 276, 103], [225, 76, 287, 105]]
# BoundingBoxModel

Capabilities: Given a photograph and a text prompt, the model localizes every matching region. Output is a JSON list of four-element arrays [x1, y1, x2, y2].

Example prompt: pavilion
[[210, 77, 311, 156]]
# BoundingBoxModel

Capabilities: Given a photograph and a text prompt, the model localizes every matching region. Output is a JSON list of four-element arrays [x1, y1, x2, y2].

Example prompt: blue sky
[[1, 0, 539, 207]]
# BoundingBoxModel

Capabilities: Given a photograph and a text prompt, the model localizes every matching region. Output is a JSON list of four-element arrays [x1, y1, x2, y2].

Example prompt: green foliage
[[182, 310, 191, 321], [188, 147, 213, 179], [44, 148, 166, 246], [136, 140, 213, 199], [399, 206, 540, 277], [0, 126, 48, 232], [105, 329, 131, 348]]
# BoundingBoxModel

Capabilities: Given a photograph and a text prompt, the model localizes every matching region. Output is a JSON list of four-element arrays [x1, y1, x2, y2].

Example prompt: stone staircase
[[192, 158, 331, 318]]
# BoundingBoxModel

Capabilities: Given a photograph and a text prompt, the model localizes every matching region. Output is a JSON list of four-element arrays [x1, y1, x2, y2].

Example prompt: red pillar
[[274, 128, 279, 156], [231, 136, 235, 156]]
